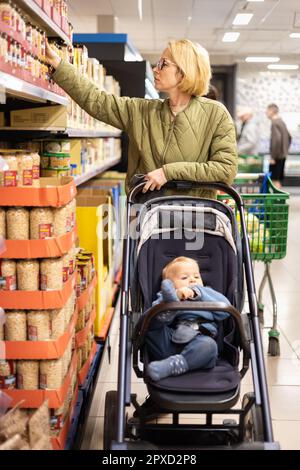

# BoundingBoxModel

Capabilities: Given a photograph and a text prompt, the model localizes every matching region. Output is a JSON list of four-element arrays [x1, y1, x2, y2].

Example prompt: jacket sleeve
[[162, 110, 238, 185], [198, 286, 230, 320], [53, 60, 145, 132], [160, 279, 179, 302]]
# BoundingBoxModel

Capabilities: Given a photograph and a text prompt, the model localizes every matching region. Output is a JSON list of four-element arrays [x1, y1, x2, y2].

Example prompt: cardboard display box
[[10, 105, 69, 129], [76, 191, 114, 336]]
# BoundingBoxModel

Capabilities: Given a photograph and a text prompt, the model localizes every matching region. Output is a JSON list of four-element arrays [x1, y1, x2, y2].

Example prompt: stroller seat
[[147, 359, 240, 412]]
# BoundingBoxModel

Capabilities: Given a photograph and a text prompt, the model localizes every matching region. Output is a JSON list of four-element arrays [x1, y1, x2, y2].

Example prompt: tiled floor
[[81, 194, 300, 451]]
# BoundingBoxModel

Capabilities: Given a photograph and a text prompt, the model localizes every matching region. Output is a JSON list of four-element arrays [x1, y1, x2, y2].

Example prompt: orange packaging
[[4, 351, 77, 408], [77, 272, 97, 311], [78, 341, 97, 386], [0, 226, 77, 259], [0, 177, 76, 207], [75, 306, 96, 348], [0, 271, 77, 309], [4, 307, 78, 360]]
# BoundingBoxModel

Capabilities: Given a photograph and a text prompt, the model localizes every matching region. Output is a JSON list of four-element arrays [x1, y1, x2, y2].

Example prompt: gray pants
[[145, 322, 218, 370]]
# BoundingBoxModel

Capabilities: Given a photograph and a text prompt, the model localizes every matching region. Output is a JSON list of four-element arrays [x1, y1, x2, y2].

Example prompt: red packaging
[[22, 169, 33, 186], [39, 223, 53, 239], [4, 171, 17, 187]]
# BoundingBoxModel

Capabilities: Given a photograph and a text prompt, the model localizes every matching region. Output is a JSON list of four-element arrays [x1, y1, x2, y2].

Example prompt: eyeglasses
[[155, 57, 178, 71]]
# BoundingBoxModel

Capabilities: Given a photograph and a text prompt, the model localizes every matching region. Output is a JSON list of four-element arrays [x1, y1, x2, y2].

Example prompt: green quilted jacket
[[53, 60, 238, 196]]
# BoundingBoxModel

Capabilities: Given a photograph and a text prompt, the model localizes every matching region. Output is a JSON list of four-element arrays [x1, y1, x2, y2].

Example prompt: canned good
[[77, 262, 88, 292]]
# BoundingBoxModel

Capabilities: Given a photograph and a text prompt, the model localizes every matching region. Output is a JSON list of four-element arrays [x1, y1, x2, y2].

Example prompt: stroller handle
[[129, 175, 244, 208], [134, 300, 250, 357]]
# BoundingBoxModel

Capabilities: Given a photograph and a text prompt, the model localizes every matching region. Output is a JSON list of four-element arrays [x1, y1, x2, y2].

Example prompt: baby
[[146, 256, 230, 382]]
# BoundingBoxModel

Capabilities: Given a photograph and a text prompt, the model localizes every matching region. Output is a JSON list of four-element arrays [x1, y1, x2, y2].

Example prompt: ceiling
[[69, 0, 300, 63]]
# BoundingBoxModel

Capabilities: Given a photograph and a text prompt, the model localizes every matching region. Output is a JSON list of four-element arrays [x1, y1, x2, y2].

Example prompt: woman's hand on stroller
[[143, 168, 167, 193], [176, 287, 196, 300]]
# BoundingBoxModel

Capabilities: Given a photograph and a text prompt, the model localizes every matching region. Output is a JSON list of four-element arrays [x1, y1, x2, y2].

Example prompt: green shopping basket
[[218, 174, 289, 356], [238, 154, 264, 173], [218, 174, 289, 262]]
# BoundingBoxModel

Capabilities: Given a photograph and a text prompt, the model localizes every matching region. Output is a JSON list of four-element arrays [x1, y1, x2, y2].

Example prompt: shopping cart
[[218, 173, 289, 356]]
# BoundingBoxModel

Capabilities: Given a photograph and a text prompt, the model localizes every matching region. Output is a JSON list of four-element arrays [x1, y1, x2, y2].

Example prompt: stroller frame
[[104, 180, 278, 450]]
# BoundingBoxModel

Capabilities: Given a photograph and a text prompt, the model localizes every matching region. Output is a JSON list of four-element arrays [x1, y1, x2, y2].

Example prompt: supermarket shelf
[[0, 127, 122, 139], [4, 307, 78, 360], [74, 157, 121, 186], [15, 0, 72, 46], [77, 274, 97, 311], [52, 385, 79, 450], [5, 351, 77, 408], [66, 129, 122, 138], [67, 344, 103, 449], [0, 70, 69, 105], [0, 226, 77, 259]]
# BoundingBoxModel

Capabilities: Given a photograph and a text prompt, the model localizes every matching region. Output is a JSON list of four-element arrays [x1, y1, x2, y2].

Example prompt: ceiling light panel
[[268, 64, 299, 70], [233, 13, 254, 25], [245, 56, 280, 62], [222, 32, 240, 42]]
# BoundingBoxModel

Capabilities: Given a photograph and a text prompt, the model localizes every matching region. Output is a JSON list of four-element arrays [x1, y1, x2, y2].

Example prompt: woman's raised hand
[[45, 40, 61, 70], [143, 168, 167, 193]]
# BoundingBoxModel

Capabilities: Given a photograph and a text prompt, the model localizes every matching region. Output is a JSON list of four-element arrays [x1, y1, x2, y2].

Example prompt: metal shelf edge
[[74, 157, 121, 186], [0, 126, 122, 138], [0, 71, 69, 105]]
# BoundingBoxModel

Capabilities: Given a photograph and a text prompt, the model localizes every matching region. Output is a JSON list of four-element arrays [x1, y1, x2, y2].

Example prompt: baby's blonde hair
[[162, 257, 199, 279]]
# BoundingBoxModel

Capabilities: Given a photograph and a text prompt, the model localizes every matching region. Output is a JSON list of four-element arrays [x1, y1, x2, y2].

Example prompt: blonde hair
[[168, 39, 211, 96], [162, 257, 199, 279]]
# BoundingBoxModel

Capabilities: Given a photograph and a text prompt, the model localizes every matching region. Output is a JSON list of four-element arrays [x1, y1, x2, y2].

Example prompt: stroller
[[103, 178, 279, 450]]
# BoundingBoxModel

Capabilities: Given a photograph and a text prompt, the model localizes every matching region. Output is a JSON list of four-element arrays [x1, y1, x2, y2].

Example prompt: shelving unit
[[0, 127, 121, 139], [0, 70, 69, 105], [74, 157, 121, 186]]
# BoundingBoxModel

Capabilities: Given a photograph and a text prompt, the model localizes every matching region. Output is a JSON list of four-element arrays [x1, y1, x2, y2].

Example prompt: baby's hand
[[176, 287, 195, 300]]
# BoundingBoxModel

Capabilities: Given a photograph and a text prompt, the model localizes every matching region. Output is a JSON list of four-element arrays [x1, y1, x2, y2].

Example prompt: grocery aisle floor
[[81, 192, 300, 450]]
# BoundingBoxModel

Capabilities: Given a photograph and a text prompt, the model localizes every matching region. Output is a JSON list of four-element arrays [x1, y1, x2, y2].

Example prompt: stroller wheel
[[103, 390, 118, 450], [268, 335, 280, 357], [242, 393, 264, 443]]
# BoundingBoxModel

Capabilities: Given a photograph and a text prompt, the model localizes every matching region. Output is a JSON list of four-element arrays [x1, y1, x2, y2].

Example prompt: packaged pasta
[[53, 205, 70, 237], [62, 252, 70, 283], [32, 152, 40, 186], [30, 207, 54, 239], [27, 311, 51, 341], [40, 358, 63, 389], [17, 360, 39, 390], [5, 310, 27, 341], [0, 207, 6, 238], [0, 154, 18, 187], [40, 258, 63, 291], [0, 360, 16, 389], [17, 153, 33, 187], [50, 307, 66, 339], [17, 260, 39, 291], [0, 259, 17, 291], [6, 207, 30, 240], [76, 309, 85, 332]]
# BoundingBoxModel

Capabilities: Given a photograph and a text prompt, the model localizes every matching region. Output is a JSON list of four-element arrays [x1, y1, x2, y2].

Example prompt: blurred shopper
[[266, 103, 292, 188], [45, 39, 237, 198], [236, 107, 260, 156]]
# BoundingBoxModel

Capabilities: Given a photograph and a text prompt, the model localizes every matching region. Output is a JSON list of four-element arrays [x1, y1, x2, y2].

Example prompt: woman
[[46, 39, 237, 196]]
